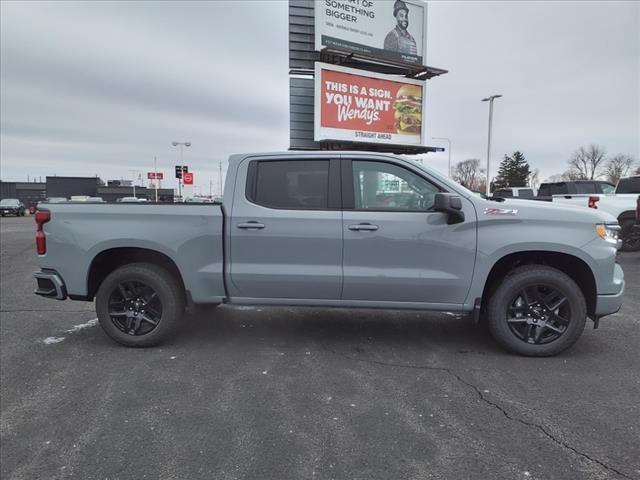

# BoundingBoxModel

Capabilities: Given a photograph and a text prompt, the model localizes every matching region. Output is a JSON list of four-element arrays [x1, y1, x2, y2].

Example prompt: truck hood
[[478, 198, 618, 224]]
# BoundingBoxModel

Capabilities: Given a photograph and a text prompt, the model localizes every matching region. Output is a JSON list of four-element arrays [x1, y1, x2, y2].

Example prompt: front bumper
[[34, 270, 68, 300], [1, 209, 19, 215], [594, 263, 625, 318]]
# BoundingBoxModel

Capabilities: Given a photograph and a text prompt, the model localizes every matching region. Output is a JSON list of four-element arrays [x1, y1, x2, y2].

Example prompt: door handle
[[348, 223, 379, 231], [237, 221, 265, 230]]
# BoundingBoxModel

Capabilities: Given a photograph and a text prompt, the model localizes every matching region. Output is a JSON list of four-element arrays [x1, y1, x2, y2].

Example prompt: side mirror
[[434, 193, 465, 224]]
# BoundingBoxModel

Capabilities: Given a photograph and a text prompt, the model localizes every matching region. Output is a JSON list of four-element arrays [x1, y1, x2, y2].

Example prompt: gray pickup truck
[[34, 152, 625, 356]]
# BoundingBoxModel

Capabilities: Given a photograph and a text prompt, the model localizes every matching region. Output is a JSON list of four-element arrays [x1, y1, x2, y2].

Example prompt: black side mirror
[[434, 193, 465, 224]]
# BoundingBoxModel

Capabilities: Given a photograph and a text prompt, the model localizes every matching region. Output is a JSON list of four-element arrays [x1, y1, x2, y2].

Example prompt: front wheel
[[96, 263, 185, 347], [487, 265, 587, 356], [619, 219, 640, 252]]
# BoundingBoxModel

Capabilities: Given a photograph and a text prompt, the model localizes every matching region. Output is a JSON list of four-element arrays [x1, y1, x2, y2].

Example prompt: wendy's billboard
[[314, 63, 426, 146]]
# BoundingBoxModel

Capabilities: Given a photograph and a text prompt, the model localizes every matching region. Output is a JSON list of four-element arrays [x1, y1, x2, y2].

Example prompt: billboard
[[315, 0, 427, 67], [147, 172, 164, 180], [314, 62, 425, 146]]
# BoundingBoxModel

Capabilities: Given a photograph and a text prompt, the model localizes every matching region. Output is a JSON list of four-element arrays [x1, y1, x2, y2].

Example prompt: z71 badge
[[484, 207, 518, 215]]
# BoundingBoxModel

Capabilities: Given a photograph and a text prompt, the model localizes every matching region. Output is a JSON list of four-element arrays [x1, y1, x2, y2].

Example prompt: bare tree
[[603, 154, 637, 184], [567, 144, 607, 180], [452, 158, 485, 191]]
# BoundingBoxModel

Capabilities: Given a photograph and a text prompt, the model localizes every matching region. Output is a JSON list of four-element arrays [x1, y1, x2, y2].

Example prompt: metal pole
[[432, 137, 452, 178], [219, 159, 223, 196], [154, 156, 158, 202], [178, 145, 183, 201], [486, 100, 493, 197], [482, 94, 502, 197]]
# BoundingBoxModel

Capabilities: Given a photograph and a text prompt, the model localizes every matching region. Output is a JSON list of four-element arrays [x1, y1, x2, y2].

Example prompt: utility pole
[[171, 141, 191, 201], [481, 94, 502, 197], [129, 169, 138, 198], [219, 159, 223, 196], [153, 156, 158, 202], [432, 137, 451, 178]]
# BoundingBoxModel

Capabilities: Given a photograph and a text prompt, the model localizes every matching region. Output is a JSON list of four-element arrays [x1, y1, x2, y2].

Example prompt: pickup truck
[[33, 152, 625, 356], [551, 176, 640, 251]]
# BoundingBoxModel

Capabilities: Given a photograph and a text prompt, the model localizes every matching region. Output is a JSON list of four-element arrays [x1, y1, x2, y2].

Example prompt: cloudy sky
[[1, 1, 638, 192]]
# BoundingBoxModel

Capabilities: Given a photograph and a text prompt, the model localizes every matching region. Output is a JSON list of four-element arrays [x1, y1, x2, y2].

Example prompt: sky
[[1, 0, 638, 193]]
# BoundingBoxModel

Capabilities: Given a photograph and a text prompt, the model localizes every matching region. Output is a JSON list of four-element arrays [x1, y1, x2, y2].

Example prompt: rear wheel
[[619, 219, 640, 252], [487, 265, 587, 356], [96, 263, 185, 347]]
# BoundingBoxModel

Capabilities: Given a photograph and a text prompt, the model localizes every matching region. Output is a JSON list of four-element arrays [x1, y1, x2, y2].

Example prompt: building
[[1, 177, 174, 204]]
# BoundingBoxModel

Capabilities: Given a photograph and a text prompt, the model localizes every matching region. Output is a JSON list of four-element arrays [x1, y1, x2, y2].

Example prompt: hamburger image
[[393, 84, 422, 135]]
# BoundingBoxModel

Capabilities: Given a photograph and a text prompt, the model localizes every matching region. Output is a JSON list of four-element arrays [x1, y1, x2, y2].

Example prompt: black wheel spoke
[[108, 280, 162, 337], [533, 325, 544, 343], [549, 312, 570, 326]]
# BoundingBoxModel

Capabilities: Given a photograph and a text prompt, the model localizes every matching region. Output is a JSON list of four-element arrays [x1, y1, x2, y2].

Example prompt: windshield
[[0, 199, 20, 206]]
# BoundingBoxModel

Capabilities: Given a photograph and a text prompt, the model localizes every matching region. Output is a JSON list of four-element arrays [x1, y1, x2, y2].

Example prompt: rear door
[[340, 158, 477, 305], [228, 157, 343, 300]]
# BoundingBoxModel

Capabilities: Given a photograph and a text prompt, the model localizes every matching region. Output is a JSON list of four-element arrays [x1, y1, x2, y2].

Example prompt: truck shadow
[[177, 305, 501, 355]]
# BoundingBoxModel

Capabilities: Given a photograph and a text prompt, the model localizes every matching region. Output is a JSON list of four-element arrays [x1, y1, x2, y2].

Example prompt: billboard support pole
[[154, 156, 158, 202]]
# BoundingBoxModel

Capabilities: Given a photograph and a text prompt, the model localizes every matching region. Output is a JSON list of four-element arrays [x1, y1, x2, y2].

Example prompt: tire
[[487, 265, 587, 356], [95, 262, 185, 347], [619, 219, 640, 252]]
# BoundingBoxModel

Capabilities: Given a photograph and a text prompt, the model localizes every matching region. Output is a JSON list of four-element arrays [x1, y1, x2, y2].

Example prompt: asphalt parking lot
[[1, 215, 638, 480]]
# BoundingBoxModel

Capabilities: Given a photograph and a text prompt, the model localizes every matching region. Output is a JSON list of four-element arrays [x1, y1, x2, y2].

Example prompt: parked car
[[492, 187, 537, 198], [34, 151, 624, 356], [0, 198, 25, 216], [45, 197, 67, 203], [117, 197, 148, 203], [552, 176, 640, 251], [86, 197, 106, 203]]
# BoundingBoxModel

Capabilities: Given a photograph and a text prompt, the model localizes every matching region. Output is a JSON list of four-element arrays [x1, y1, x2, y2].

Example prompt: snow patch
[[65, 318, 98, 333], [43, 337, 66, 344]]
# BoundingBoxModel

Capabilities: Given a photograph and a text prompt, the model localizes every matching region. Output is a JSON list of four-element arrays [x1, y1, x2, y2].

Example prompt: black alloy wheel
[[108, 281, 163, 336], [506, 284, 570, 345], [487, 265, 587, 356]]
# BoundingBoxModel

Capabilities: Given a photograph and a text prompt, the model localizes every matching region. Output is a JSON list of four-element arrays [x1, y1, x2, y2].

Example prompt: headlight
[[596, 223, 620, 245]]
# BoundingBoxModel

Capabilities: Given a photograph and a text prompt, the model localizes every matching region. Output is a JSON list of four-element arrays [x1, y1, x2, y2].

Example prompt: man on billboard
[[383, 0, 417, 55]]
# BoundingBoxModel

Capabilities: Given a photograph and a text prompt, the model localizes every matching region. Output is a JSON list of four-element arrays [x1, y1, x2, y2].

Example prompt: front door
[[229, 157, 343, 300], [341, 159, 476, 305]]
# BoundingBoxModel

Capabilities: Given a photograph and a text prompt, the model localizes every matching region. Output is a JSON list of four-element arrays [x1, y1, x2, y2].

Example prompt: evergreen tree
[[493, 151, 531, 189]]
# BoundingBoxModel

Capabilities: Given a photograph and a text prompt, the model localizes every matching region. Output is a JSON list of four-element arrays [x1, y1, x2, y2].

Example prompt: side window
[[352, 161, 440, 211], [519, 189, 534, 198], [599, 182, 617, 194], [550, 183, 566, 195], [538, 185, 549, 196], [248, 160, 329, 209]]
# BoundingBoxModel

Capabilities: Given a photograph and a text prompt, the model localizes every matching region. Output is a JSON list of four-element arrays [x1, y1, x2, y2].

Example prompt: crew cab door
[[228, 157, 343, 300], [341, 158, 477, 306]]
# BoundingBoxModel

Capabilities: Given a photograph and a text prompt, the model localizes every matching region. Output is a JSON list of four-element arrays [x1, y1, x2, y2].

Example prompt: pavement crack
[[335, 351, 634, 480]]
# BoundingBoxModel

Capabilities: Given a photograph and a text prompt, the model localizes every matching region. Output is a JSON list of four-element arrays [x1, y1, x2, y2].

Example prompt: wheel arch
[[86, 247, 186, 301], [481, 251, 597, 316]]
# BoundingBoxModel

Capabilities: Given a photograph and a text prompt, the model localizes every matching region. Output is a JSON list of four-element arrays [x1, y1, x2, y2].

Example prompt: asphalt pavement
[[1, 215, 639, 480]]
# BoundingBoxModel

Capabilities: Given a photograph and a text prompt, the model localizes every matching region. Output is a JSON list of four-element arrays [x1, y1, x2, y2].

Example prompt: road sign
[[147, 172, 164, 180], [183, 172, 194, 185], [174, 165, 182, 179]]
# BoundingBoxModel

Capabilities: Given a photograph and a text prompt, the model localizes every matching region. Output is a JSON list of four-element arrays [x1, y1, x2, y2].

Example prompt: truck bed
[[37, 203, 226, 304]]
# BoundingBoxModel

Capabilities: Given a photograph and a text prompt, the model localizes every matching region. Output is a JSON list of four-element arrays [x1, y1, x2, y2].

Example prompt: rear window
[[518, 189, 534, 198], [616, 177, 640, 194], [575, 182, 595, 194], [247, 160, 330, 209], [549, 183, 567, 195]]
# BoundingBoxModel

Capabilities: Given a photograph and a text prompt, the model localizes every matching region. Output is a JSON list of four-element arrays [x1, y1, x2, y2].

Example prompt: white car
[[492, 187, 537, 198], [553, 176, 640, 251]]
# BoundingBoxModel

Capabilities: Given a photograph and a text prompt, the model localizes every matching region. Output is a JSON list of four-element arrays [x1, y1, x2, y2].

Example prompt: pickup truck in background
[[33, 152, 625, 356], [551, 176, 640, 251]]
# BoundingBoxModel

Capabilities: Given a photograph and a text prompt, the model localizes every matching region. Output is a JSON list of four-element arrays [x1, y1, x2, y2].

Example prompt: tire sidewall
[[96, 263, 184, 347], [488, 267, 587, 356]]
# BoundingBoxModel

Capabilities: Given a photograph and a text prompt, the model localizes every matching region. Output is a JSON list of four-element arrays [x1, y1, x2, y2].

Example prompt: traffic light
[[182, 165, 188, 173], [174, 165, 182, 179]]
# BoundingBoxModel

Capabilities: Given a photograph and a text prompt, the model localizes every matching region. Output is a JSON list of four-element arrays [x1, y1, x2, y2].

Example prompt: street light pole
[[171, 141, 191, 201], [432, 137, 451, 178], [481, 95, 502, 197]]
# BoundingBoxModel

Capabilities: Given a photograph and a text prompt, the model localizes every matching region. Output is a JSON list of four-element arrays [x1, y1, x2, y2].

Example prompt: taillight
[[588, 196, 600, 209], [35, 210, 50, 255]]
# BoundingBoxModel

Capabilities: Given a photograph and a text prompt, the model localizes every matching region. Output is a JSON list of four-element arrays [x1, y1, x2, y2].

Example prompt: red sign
[[147, 172, 164, 180], [183, 172, 194, 185], [315, 63, 424, 146]]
